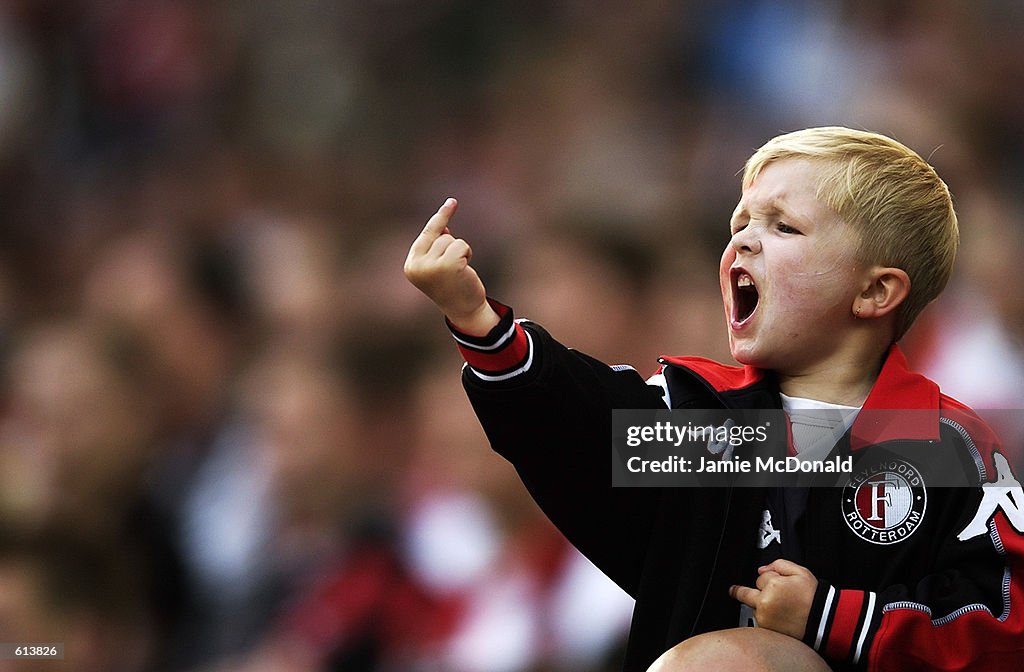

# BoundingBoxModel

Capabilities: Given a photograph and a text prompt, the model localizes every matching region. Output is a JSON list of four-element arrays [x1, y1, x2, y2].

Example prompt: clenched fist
[[404, 198, 500, 336]]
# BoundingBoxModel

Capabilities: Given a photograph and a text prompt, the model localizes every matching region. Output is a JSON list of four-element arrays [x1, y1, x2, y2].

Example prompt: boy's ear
[[854, 267, 910, 320]]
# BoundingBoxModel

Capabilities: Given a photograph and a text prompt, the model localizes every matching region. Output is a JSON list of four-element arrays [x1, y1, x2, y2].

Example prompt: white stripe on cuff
[[451, 319, 517, 352], [853, 592, 876, 664], [814, 585, 837, 650], [464, 330, 534, 382]]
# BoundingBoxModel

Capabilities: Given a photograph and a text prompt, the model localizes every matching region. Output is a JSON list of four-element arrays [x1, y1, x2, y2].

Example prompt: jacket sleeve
[[449, 299, 673, 596], [802, 444, 1024, 670]]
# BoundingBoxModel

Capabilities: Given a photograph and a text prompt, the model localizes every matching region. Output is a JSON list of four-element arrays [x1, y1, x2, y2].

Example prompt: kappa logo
[[958, 453, 1024, 541], [843, 459, 927, 545], [758, 509, 781, 549]]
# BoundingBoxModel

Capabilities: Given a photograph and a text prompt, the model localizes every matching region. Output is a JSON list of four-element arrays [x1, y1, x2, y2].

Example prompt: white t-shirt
[[779, 393, 860, 461]]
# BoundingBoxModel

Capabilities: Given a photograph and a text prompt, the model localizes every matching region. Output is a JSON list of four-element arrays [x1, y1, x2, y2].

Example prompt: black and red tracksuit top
[[449, 300, 1024, 671]]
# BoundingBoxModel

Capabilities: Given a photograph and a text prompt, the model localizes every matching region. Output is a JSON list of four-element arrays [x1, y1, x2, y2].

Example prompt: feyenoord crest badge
[[843, 459, 927, 545]]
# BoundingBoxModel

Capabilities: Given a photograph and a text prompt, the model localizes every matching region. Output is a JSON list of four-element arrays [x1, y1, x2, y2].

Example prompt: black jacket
[[450, 302, 1024, 671]]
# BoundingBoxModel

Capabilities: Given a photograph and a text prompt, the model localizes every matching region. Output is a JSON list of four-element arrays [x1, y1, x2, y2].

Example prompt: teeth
[[737, 273, 753, 288]]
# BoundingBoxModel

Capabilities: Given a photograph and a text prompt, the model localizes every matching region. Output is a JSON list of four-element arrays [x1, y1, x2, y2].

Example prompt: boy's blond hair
[[742, 127, 958, 340]]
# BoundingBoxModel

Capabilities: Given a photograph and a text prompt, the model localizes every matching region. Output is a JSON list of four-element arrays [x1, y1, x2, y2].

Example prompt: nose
[[730, 226, 762, 255]]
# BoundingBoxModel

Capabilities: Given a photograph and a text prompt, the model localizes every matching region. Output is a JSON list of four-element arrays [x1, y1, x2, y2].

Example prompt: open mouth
[[732, 269, 759, 324]]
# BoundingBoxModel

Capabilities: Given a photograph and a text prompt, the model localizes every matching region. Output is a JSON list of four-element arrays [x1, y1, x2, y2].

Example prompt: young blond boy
[[404, 127, 1024, 671]]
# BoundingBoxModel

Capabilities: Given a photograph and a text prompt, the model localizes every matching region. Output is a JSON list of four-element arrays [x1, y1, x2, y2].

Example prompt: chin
[[729, 340, 773, 368], [729, 344, 758, 366], [733, 353, 765, 368]]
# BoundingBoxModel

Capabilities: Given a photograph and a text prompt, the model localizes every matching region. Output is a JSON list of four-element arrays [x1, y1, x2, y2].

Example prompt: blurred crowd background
[[0, 1, 1023, 671]]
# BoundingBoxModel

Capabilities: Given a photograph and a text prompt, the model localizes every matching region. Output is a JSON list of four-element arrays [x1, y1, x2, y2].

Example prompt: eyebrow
[[734, 196, 784, 220], [730, 199, 781, 228]]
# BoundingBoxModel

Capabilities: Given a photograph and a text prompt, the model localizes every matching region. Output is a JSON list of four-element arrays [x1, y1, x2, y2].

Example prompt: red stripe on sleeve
[[456, 323, 529, 373], [824, 589, 865, 662]]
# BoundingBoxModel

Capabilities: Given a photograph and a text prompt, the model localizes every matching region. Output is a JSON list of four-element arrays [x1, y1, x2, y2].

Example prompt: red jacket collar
[[850, 344, 941, 449], [661, 345, 941, 449]]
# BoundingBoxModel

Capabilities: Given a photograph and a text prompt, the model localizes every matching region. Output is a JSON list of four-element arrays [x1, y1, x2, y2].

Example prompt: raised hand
[[404, 198, 499, 336]]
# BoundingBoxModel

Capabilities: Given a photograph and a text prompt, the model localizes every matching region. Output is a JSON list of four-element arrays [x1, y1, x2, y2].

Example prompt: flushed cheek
[[779, 247, 854, 289], [786, 245, 859, 282], [771, 273, 851, 326]]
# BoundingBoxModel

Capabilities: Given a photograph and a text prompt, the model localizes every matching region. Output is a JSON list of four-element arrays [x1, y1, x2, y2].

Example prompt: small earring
[[855, 306, 862, 318]]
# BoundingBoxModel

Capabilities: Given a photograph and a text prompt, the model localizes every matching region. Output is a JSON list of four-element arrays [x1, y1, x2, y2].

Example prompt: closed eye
[[777, 222, 801, 234]]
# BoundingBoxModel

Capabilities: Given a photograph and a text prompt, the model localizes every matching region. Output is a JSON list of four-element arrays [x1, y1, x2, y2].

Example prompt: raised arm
[[401, 198, 671, 596]]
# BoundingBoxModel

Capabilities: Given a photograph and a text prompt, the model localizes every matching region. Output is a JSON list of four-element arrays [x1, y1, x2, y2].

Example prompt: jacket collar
[[849, 344, 941, 450], [658, 355, 766, 392], [661, 345, 941, 449]]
